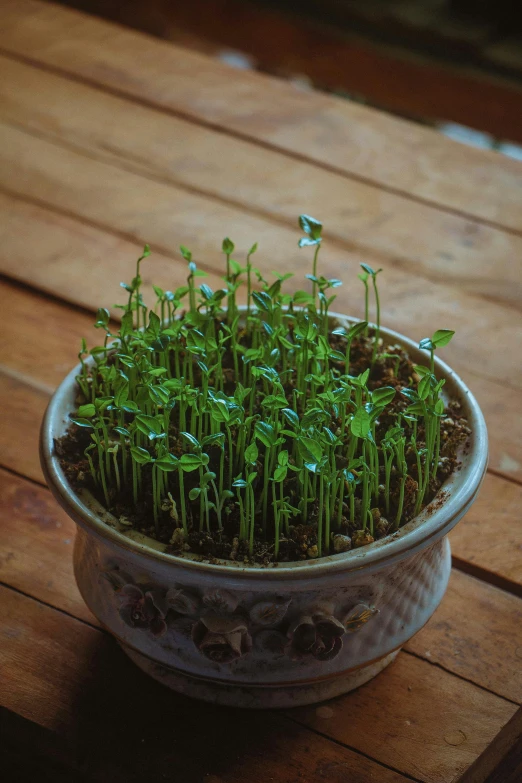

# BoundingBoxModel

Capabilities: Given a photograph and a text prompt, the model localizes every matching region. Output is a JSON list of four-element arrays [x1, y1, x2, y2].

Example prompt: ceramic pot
[[40, 314, 487, 708]]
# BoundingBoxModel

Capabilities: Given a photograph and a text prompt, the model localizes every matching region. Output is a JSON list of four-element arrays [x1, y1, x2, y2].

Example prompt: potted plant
[[40, 215, 487, 708]]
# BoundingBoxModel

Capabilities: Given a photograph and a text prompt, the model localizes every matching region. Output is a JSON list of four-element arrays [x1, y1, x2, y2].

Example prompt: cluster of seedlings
[[60, 215, 469, 563]]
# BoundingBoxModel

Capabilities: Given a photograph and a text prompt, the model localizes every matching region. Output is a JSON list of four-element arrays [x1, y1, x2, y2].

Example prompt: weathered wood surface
[[2, 0, 522, 233], [1, 1, 521, 780]]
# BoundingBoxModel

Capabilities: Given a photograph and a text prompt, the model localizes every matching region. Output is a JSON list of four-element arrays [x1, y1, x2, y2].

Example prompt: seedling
[[63, 215, 467, 563]]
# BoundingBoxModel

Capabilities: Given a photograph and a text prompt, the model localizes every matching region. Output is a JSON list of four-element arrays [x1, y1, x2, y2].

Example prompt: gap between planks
[[1, 65, 522, 315], [2, 170, 522, 397], [1, 22, 522, 240]]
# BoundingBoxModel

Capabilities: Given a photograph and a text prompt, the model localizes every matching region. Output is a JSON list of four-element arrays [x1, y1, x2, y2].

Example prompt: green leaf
[[348, 321, 368, 339], [435, 399, 445, 415], [199, 284, 214, 301], [120, 311, 134, 339], [278, 450, 289, 467], [360, 263, 376, 276], [70, 417, 93, 428], [120, 400, 139, 413], [255, 421, 276, 449], [95, 307, 110, 329], [155, 454, 179, 472], [114, 383, 129, 408], [77, 403, 96, 418], [222, 237, 235, 255], [298, 214, 322, 240], [293, 289, 314, 305], [189, 487, 201, 500], [136, 415, 162, 436], [180, 245, 192, 262], [180, 453, 204, 472], [202, 433, 225, 449], [418, 374, 432, 401], [406, 401, 425, 415], [281, 408, 299, 428], [146, 311, 161, 340], [431, 329, 455, 348], [298, 237, 319, 248], [181, 432, 200, 450], [297, 437, 323, 464], [248, 242, 258, 256], [350, 408, 371, 439], [113, 426, 129, 437], [186, 329, 206, 352], [130, 446, 152, 465], [245, 442, 259, 464], [273, 465, 287, 482], [371, 386, 396, 407], [252, 290, 272, 313]]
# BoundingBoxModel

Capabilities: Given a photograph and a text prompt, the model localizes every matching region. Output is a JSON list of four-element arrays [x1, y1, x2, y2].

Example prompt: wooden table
[[1, 1, 521, 780]]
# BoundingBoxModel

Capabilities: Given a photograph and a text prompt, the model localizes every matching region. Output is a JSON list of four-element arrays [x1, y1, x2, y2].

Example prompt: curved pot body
[[40, 315, 488, 708]]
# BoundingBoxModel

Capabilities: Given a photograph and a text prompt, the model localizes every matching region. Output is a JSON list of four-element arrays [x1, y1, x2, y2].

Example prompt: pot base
[[121, 645, 400, 708]]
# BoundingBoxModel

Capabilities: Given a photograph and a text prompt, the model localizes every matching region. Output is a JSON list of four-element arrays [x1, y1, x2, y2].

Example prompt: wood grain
[[405, 569, 522, 703], [1, 0, 522, 233], [0, 584, 411, 782], [0, 585, 103, 734], [0, 468, 98, 626], [1, 186, 522, 481], [289, 653, 516, 783], [1, 151, 522, 392], [0, 369, 47, 482], [1, 63, 522, 308], [0, 189, 225, 315], [2, 464, 521, 704], [451, 473, 522, 594], [458, 707, 522, 783]]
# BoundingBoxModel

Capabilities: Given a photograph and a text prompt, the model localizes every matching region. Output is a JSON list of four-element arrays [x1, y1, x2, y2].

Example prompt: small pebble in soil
[[352, 530, 375, 548], [332, 534, 352, 553]]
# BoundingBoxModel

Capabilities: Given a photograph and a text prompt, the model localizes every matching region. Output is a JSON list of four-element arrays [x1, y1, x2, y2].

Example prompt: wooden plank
[[1, 0, 522, 233], [0, 189, 225, 315], [0, 467, 98, 626], [1, 140, 522, 394], [405, 569, 522, 703], [1, 63, 522, 310], [0, 585, 103, 734], [0, 369, 46, 482], [458, 707, 522, 783], [451, 473, 522, 595], [1, 464, 521, 705], [1, 188, 522, 482], [288, 653, 516, 783], [0, 585, 412, 783], [58, 0, 522, 145]]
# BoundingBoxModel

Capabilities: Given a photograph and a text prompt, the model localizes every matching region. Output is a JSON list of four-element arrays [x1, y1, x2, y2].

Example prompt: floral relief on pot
[[103, 566, 379, 667]]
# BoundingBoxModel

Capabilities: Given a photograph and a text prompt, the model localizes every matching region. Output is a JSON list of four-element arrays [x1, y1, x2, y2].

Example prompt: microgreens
[[68, 216, 461, 562]]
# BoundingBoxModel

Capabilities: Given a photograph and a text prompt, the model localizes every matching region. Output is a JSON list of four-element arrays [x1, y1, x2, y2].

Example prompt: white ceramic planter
[[40, 315, 488, 708]]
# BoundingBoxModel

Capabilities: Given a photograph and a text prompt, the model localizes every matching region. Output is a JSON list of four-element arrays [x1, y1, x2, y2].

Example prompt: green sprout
[[67, 216, 464, 563]]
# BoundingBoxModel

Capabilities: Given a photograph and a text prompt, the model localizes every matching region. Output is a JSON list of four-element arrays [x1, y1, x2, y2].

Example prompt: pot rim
[[40, 310, 488, 580]]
